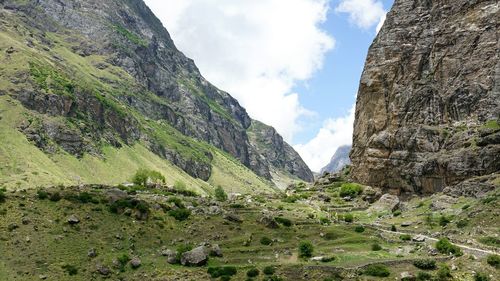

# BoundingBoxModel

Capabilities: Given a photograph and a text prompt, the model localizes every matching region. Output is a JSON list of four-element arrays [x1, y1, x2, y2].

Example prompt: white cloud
[[294, 104, 355, 172], [144, 0, 334, 142], [336, 0, 386, 30]]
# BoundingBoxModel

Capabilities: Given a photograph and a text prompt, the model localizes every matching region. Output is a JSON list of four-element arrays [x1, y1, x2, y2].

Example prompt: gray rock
[[67, 215, 80, 225], [210, 244, 223, 257], [224, 213, 242, 223], [163, 249, 178, 264], [130, 257, 141, 268], [430, 195, 457, 211], [369, 194, 400, 212], [401, 222, 412, 227], [412, 235, 426, 243], [88, 248, 97, 258], [258, 216, 279, 229], [96, 264, 111, 276], [105, 188, 128, 203], [180, 246, 208, 266]]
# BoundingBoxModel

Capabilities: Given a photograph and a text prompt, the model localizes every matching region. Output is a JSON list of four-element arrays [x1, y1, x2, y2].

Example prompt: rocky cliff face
[[351, 0, 500, 194], [247, 120, 314, 182], [0, 0, 312, 183], [321, 145, 351, 174]]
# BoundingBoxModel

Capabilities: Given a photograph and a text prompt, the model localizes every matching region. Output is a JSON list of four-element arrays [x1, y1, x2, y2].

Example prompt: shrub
[[168, 208, 191, 221], [413, 259, 436, 270], [321, 256, 336, 262], [364, 264, 390, 277], [393, 210, 402, 217], [167, 196, 185, 208], [435, 238, 462, 256], [263, 276, 283, 281], [435, 264, 451, 281], [275, 217, 292, 227], [486, 254, 500, 268], [49, 192, 62, 202], [176, 244, 192, 261], [230, 203, 244, 209], [207, 266, 237, 278], [37, 189, 49, 200], [400, 234, 412, 241], [247, 268, 259, 277], [416, 271, 432, 281], [479, 236, 500, 247], [391, 225, 397, 232], [215, 185, 228, 202], [77, 192, 98, 204], [0, 188, 6, 203], [344, 213, 354, 223], [263, 266, 275, 275], [339, 183, 363, 198], [439, 215, 451, 226], [371, 243, 382, 251], [61, 264, 78, 276], [456, 219, 468, 228], [260, 236, 272, 246], [461, 204, 470, 210], [174, 180, 186, 190], [474, 272, 490, 281], [354, 225, 365, 233], [117, 254, 130, 272], [320, 217, 330, 225], [132, 168, 165, 186], [298, 241, 314, 258], [324, 232, 340, 240]]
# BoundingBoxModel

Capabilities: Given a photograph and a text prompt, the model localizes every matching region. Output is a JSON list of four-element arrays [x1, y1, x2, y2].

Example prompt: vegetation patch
[[435, 238, 462, 256], [339, 183, 363, 198], [364, 264, 390, 277], [413, 259, 437, 270], [298, 241, 314, 258]]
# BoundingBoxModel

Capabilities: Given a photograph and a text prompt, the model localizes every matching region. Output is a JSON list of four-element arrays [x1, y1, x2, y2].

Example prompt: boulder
[[105, 188, 128, 203], [67, 215, 80, 225], [412, 235, 426, 243], [368, 194, 400, 212], [258, 216, 279, 229], [88, 248, 97, 258], [130, 257, 141, 269], [180, 246, 208, 266], [430, 195, 458, 211], [210, 244, 223, 257], [162, 249, 178, 264], [96, 264, 111, 276], [224, 213, 242, 223]]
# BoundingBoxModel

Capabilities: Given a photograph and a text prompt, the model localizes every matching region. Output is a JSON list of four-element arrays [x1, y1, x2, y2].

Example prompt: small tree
[[132, 168, 150, 186], [214, 185, 228, 202], [298, 241, 314, 258]]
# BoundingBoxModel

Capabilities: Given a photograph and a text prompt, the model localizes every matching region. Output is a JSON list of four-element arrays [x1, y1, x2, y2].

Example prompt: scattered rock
[[258, 216, 279, 229], [96, 264, 111, 276], [369, 194, 400, 212], [5, 46, 15, 54], [164, 249, 178, 264], [8, 223, 19, 231], [210, 244, 223, 257], [412, 235, 426, 242], [180, 246, 208, 266], [88, 248, 97, 258], [310, 256, 324, 262], [39, 275, 47, 280], [105, 188, 128, 203], [224, 213, 242, 223], [67, 215, 80, 225], [130, 257, 141, 269], [400, 271, 415, 280], [430, 195, 457, 211], [401, 222, 412, 227]]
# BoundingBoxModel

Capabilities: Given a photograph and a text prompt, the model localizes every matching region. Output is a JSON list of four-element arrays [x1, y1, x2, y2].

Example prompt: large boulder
[[369, 194, 400, 212], [180, 246, 208, 266]]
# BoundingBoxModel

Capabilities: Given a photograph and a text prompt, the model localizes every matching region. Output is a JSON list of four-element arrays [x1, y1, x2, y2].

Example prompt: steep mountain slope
[[320, 145, 351, 174], [0, 0, 312, 190], [351, 0, 500, 194]]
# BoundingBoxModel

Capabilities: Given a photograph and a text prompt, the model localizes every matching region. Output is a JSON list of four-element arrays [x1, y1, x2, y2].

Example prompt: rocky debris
[[320, 145, 352, 174], [105, 188, 128, 203], [5, 46, 15, 54], [443, 175, 497, 198], [258, 216, 279, 229], [7, 223, 18, 231], [67, 215, 80, 225], [162, 249, 178, 264], [400, 272, 415, 280], [401, 222, 412, 227], [224, 213, 242, 223], [430, 195, 457, 211], [180, 246, 208, 266], [361, 186, 382, 203], [310, 256, 325, 262], [130, 257, 141, 269], [210, 244, 223, 257], [88, 248, 97, 258], [38, 275, 47, 280], [207, 205, 223, 215], [350, 0, 500, 194], [96, 264, 111, 276], [368, 194, 400, 212], [412, 235, 426, 243]]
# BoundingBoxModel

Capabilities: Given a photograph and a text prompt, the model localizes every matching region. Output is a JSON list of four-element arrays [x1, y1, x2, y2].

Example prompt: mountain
[[0, 0, 312, 191], [320, 145, 351, 174], [350, 0, 500, 194]]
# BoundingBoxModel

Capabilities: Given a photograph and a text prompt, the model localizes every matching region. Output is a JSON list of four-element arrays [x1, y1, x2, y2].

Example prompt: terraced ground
[[0, 174, 498, 281]]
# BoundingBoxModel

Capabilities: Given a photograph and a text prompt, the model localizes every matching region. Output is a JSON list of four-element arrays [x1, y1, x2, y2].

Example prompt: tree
[[214, 185, 228, 202], [298, 241, 314, 258]]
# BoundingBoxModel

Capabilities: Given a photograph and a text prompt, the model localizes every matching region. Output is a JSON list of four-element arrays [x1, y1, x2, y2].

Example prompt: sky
[[144, 0, 394, 172]]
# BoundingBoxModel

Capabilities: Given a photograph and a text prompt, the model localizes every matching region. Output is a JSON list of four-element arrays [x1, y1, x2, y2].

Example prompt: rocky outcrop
[[351, 0, 500, 194], [320, 145, 351, 174], [0, 0, 311, 182], [247, 120, 314, 182]]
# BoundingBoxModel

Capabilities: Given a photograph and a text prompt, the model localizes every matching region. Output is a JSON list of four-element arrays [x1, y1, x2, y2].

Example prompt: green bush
[[474, 272, 490, 281], [215, 185, 228, 202], [0, 188, 6, 203], [413, 259, 436, 270], [37, 189, 49, 200], [324, 232, 340, 240], [132, 168, 165, 186], [117, 254, 130, 272], [275, 217, 292, 227], [339, 183, 363, 198], [76, 192, 98, 204], [321, 256, 336, 262], [260, 236, 273, 246], [175, 244, 192, 261], [298, 241, 314, 258], [479, 236, 500, 247], [486, 254, 500, 268], [229, 203, 244, 209], [263, 266, 275, 275], [393, 210, 402, 217], [461, 204, 470, 210], [439, 215, 451, 226], [435, 264, 451, 281], [167, 197, 185, 208], [246, 268, 259, 277], [263, 276, 283, 281], [207, 266, 237, 278], [391, 225, 397, 231], [49, 192, 62, 202], [400, 234, 412, 241], [456, 219, 468, 228], [344, 213, 354, 223], [174, 180, 187, 190], [416, 271, 432, 281], [354, 225, 365, 233], [61, 264, 78, 275], [364, 264, 390, 277], [320, 217, 330, 225], [168, 208, 191, 221], [371, 243, 382, 251], [435, 238, 462, 256]]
